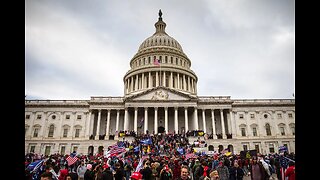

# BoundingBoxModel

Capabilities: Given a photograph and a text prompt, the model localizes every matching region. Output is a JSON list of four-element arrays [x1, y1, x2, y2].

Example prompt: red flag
[[66, 155, 78, 166], [153, 58, 160, 66]]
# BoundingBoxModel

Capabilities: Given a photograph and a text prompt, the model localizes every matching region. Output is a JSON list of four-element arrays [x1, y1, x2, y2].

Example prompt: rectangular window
[[250, 114, 255, 118], [77, 115, 81, 120], [26, 115, 30, 119], [269, 144, 275, 153], [252, 127, 257, 136], [165, 56, 167, 63], [37, 115, 41, 119], [45, 146, 51, 156], [288, 113, 293, 118], [75, 129, 80, 137], [30, 146, 35, 153], [277, 113, 282, 118], [243, 145, 248, 151], [241, 128, 246, 136], [280, 127, 285, 135], [255, 144, 260, 153], [239, 114, 244, 119], [33, 128, 39, 137], [63, 129, 68, 137], [60, 146, 65, 155], [66, 115, 70, 119]]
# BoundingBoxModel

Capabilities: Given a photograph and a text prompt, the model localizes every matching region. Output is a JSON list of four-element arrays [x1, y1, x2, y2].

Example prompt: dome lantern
[[154, 9, 167, 35]]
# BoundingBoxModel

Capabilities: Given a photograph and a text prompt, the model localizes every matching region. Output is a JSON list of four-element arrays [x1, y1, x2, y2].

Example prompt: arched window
[[48, 125, 54, 137], [265, 123, 271, 136]]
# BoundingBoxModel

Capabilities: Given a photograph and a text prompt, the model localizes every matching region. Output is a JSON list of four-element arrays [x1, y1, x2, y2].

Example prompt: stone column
[[188, 76, 191, 92], [135, 75, 139, 91], [149, 72, 152, 88], [85, 111, 91, 138], [245, 111, 251, 136], [202, 109, 206, 133], [163, 71, 166, 86], [134, 108, 138, 132], [144, 107, 148, 133], [165, 107, 168, 134], [230, 110, 236, 138], [220, 109, 226, 139], [184, 107, 189, 132], [95, 110, 101, 139], [89, 111, 95, 137], [194, 81, 197, 94], [233, 112, 238, 137], [194, 108, 199, 130], [174, 107, 178, 133], [170, 72, 173, 88], [177, 73, 180, 89], [156, 71, 159, 87], [284, 111, 291, 135], [28, 112, 36, 138], [211, 109, 216, 139], [105, 109, 111, 138], [70, 112, 76, 139], [131, 76, 134, 92], [116, 110, 120, 132], [191, 79, 194, 93], [272, 111, 279, 135], [154, 107, 158, 134], [41, 112, 48, 138], [142, 73, 145, 89], [183, 74, 186, 90], [124, 108, 128, 131]]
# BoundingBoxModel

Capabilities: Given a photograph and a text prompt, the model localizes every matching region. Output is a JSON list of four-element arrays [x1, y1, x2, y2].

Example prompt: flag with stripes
[[66, 155, 78, 166], [135, 155, 149, 172], [185, 153, 197, 160]]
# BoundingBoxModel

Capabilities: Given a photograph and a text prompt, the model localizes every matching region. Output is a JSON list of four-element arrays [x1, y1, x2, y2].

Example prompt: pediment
[[127, 87, 193, 101]]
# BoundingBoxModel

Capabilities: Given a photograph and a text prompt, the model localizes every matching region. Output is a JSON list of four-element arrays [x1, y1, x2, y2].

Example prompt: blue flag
[[134, 146, 140, 153], [26, 160, 43, 172], [177, 147, 184, 155], [140, 138, 152, 145]]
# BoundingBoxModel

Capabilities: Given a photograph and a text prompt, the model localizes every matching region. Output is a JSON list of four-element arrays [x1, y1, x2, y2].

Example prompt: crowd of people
[[25, 132, 295, 180]]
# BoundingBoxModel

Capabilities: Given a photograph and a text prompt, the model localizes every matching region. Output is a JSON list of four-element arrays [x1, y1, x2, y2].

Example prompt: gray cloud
[[25, 0, 294, 100]]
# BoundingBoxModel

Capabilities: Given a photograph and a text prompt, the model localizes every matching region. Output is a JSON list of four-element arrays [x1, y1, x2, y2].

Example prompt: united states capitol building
[[25, 11, 295, 156]]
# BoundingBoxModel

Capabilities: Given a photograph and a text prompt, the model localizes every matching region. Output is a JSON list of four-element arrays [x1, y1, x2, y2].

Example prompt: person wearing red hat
[[131, 172, 143, 180], [102, 163, 114, 180]]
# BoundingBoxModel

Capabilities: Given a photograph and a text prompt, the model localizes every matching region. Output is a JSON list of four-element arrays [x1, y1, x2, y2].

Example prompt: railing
[[233, 99, 295, 104], [25, 100, 88, 105], [90, 96, 124, 103]]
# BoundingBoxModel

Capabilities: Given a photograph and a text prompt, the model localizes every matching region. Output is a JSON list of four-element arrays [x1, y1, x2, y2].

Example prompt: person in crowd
[[229, 162, 244, 180], [249, 157, 267, 180], [77, 161, 87, 180], [114, 162, 125, 180], [284, 161, 295, 180], [41, 172, 53, 180], [209, 170, 219, 180], [177, 165, 191, 180], [84, 164, 95, 180], [216, 161, 229, 180]]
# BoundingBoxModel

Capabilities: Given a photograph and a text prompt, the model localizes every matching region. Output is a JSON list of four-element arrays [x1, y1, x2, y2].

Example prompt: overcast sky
[[25, 0, 294, 100]]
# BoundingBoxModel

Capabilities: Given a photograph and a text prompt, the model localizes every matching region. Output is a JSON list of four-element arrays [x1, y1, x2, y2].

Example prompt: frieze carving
[[151, 90, 169, 100]]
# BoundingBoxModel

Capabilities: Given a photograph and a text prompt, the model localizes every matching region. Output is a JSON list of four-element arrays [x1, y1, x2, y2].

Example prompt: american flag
[[185, 153, 197, 160], [135, 155, 149, 172], [66, 155, 78, 166]]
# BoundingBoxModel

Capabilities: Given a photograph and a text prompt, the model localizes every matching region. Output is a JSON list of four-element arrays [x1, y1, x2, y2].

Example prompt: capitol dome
[[124, 10, 198, 97], [138, 31, 184, 53]]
